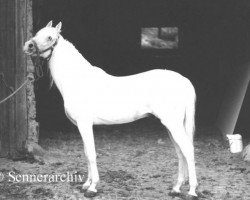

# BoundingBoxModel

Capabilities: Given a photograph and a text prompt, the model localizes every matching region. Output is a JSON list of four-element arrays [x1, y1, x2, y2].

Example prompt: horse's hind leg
[[168, 134, 188, 194], [161, 119, 198, 197]]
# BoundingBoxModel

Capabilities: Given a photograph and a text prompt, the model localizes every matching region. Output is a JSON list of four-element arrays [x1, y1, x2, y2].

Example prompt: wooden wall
[[0, 0, 36, 158]]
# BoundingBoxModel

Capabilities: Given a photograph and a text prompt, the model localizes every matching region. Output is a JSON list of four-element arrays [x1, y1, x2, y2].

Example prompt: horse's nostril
[[28, 43, 34, 48]]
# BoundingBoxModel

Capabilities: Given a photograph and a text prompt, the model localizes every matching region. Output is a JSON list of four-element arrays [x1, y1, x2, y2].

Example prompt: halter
[[0, 35, 59, 104], [31, 36, 59, 61], [31, 36, 59, 80]]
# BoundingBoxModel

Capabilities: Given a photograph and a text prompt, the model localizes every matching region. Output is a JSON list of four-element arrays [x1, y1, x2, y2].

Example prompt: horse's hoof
[[168, 190, 181, 197], [84, 190, 97, 198], [79, 187, 88, 193], [186, 194, 199, 200]]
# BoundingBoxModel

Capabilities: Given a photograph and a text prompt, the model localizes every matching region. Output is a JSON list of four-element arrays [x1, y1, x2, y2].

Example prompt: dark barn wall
[[235, 78, 250, 138], [216, 61, 250, 138], [32, 0, 250, 133]]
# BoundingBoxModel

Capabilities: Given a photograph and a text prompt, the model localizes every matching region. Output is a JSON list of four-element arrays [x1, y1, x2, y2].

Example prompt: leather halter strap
[[31, 36, 59, 61]]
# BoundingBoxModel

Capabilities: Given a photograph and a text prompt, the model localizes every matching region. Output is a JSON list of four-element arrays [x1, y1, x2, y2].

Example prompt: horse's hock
[[0, 0, 39, 158]]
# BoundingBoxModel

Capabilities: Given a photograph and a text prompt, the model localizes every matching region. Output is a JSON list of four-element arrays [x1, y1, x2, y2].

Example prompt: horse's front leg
[[77, 119, 99, 198]]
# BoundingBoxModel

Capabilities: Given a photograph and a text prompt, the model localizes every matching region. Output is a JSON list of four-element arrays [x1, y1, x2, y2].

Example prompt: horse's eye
[[48, 36, 52, 41]]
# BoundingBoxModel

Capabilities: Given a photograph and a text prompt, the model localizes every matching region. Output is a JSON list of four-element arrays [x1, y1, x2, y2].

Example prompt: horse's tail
[[184, 84, 196, 143]]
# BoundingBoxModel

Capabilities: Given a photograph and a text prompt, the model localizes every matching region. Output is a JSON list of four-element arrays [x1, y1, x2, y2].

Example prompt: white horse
[[24, 21, 198, 199]]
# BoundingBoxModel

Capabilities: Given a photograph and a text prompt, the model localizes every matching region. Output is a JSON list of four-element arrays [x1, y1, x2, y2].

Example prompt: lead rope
[[0, 78, 30, 104], [0, 36, 58, 104], [0, 56, 44, 104]]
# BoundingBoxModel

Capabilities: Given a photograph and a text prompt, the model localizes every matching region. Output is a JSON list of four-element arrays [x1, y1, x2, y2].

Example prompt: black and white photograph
[[0, 0, 250, 199]]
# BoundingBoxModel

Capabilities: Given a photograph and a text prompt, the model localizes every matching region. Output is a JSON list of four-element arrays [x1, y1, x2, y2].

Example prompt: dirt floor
[[0, 119, 250, 200]]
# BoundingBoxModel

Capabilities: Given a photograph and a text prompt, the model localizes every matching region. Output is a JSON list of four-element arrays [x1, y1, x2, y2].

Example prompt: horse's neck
[[48, 37, 93, 98], [51, 36, 91, 69]]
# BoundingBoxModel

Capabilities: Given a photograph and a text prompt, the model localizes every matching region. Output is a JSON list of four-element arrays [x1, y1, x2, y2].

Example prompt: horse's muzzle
[[23, 40, 36, 56]]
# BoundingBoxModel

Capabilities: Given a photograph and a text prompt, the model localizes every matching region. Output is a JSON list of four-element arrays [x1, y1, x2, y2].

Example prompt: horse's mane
[[48, 65, 54, 89], [45, 36, 88, 90], [58, 36, 93, 69]]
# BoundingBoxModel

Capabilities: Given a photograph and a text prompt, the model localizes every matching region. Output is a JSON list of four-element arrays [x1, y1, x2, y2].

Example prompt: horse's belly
[[93, 105, 151, 125], [93, 113, 150, 125]]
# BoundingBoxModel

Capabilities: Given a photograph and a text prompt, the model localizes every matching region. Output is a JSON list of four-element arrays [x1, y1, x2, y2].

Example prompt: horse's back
[[108, 69, 194, 96]]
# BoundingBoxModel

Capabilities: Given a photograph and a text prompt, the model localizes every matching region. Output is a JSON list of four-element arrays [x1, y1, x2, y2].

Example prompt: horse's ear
[[46, 20, 53, 27], [55, 22, 62, 33]]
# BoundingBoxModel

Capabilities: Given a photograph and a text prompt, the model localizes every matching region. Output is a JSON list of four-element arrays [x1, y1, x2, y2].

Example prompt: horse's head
[[23, 21, 62, 59]]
